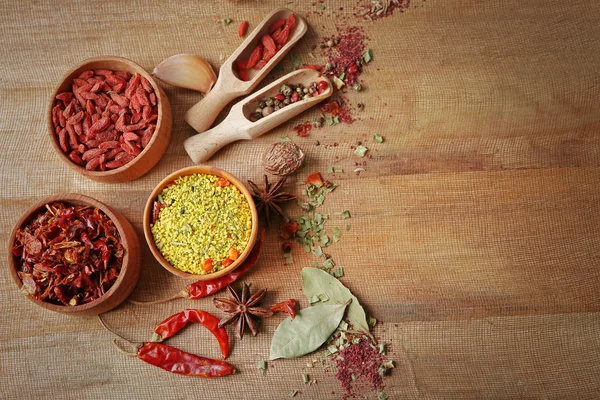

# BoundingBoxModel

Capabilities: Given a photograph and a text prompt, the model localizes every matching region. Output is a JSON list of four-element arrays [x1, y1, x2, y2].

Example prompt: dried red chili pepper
[[270, 298, 297, 319], [301, 64, 323, 71], [137, 342, 235, 377], [130, 230, 265, 305], [99, 316, 235, 378], [153, 309, 229, 359]]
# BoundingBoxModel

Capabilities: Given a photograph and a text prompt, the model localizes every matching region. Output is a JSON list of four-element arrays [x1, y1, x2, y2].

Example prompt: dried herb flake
[[373, 133, 384, 143], [354, 145, 368, 157]]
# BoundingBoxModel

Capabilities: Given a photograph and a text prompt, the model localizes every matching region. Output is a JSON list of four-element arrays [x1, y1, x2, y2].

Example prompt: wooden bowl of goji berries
[[47, 56, 172, 183], [143, 166, 259, 280], [8, 193, 142, 315]]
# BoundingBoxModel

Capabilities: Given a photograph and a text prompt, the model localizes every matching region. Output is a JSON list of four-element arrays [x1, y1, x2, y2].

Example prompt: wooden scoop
[[184, 69, 332, 163], [184, 8, 308, 133]]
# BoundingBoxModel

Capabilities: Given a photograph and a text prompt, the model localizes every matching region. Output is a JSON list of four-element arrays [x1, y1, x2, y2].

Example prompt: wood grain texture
[[1, 0, 600, 399]]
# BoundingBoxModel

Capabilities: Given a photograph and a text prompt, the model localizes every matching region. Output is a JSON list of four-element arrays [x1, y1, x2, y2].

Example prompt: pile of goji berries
[[234, 13, 296, 81], [51, 69, 159, 171]]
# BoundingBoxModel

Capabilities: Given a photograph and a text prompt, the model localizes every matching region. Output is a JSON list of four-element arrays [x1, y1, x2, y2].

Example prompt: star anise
[[247, 175, 297, 225], [213, 283, 273, 339]]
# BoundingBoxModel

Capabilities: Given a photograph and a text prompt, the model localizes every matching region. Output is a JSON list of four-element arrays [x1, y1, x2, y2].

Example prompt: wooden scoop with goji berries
[[184, 8, 308, 134]]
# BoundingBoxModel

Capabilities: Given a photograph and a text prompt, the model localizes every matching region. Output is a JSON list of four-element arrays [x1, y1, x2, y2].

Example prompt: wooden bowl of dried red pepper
[[47, 56, 172, 183], [8, 193, 142, 315], [143, 165, 259, 280]]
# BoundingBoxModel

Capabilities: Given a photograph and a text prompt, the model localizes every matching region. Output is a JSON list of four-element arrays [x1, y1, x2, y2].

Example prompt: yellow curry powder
[[151, 174, 252, 274]]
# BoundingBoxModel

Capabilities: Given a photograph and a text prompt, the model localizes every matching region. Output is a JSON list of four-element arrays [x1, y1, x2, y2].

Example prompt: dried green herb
[[333, 227, 342, 243], [290, 390, 298, 397], [280, 136, 292, 142], [290, 53, 302, 69], [302, 268, 371, 334], [368, 316, 377, 327], [373, 133, 384, 143], [317, 4, 326, 10], [257, 360, 267, 376], [363, 49, 373, 63], [378, 392, 389, 400], [346, 224, 351, 231], [333, 267, 344, 278], [379, 343, 387, 355], [221, 18, 232, 26], [302, 373, 309, 384], [354, 145, 368, 157], [270, 299, 351, 360]]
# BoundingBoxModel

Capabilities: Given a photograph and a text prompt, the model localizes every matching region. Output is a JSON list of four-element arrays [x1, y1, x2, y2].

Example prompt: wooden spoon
[[184, 8, 308, 133], [184, 69, 332, 163]]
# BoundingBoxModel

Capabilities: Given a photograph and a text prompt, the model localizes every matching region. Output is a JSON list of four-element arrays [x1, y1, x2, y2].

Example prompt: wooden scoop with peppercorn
[[184, 68, 332, 163]]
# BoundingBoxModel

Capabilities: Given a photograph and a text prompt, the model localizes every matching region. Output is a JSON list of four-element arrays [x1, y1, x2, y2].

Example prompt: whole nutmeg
[[262, 142, 305, 176]]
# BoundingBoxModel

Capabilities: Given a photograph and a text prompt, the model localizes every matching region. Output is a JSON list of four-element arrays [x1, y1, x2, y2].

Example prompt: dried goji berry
[[69, 151, 84, 165], [56, 92, 74, 103], [105, 160, 126, 169], [269, 19, 286, 33], [123, 132, 139, 142], [246, 44, 263, 69], [58, 129, 68, 153], [238, 20, 249, 38], [78, 70, 94, 80], [98, 141, 120, 150], [141, 77, 153, 93], [261, 34, 277, 55], [85, 157, 101, 171], [82, 148, 106, 161], [149, 93, 157, 106], [136, 86, 150, 106], [253, 59, 267, 70], [114, 71, 131, 80], [237, 69, 249, 81]]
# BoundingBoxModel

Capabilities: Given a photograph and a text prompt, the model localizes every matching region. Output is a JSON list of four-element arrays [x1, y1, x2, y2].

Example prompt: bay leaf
[[301, 267, 370, 334], [270, 300, 350, 360]]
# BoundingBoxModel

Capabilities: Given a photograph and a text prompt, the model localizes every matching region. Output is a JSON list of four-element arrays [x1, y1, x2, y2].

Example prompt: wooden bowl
[[8, 194, 142, 315], [144, 166, 259, 280], [47, 56, 172, 183]]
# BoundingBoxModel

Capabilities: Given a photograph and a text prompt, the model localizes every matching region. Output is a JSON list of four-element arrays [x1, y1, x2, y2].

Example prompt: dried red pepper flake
[[306, 171, 324, 187], [12, 202, 124, 306], [269, 298, 297, 319], [52, 69, 159, 171], [279, 220, 299, 239], [293, 122, 312, 137]]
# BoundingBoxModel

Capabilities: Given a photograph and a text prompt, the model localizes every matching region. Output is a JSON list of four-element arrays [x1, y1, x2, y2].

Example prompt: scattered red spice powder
[[322, 25, 367, 79], [332, 336, 385, 399]]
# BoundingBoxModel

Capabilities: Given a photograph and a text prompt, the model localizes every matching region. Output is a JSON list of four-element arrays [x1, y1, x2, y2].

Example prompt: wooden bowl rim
[[46, 56, 167, 178], [8, 193, 135, 313], [143, 166, 259, 280]]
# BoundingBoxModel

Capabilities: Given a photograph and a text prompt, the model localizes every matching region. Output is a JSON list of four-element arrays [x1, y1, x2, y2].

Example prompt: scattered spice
[[356, 0, 413, 21], [262, 141, 305, 176], [373, 133, 384, 143], [12, 202, 124, 306], [221, 18, 232, 26], [213, 283, 273, 338], [51, 70, 159, 170], [332, 335, 386, 399], [248, 175, 297, 225]]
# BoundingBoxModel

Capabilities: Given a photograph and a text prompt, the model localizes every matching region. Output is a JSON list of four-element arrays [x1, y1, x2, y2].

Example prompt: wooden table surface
[[2, 0, 600, 398]]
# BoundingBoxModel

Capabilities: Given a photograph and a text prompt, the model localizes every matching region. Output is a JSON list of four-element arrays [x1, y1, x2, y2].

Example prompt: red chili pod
[[153, 309, 229, 359], [137, 342, 235, 378]]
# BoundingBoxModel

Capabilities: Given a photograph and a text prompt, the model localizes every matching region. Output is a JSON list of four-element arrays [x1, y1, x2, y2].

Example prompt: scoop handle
[[184, 87, 239, 133], [184, 120, 250, 164]]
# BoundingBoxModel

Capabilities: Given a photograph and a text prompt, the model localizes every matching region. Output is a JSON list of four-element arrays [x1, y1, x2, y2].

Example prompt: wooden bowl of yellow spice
[[144, 166, 258, 280]]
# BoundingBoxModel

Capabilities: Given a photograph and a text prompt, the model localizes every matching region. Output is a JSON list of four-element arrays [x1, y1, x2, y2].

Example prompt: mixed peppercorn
[[250, 81, 329, 122]]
